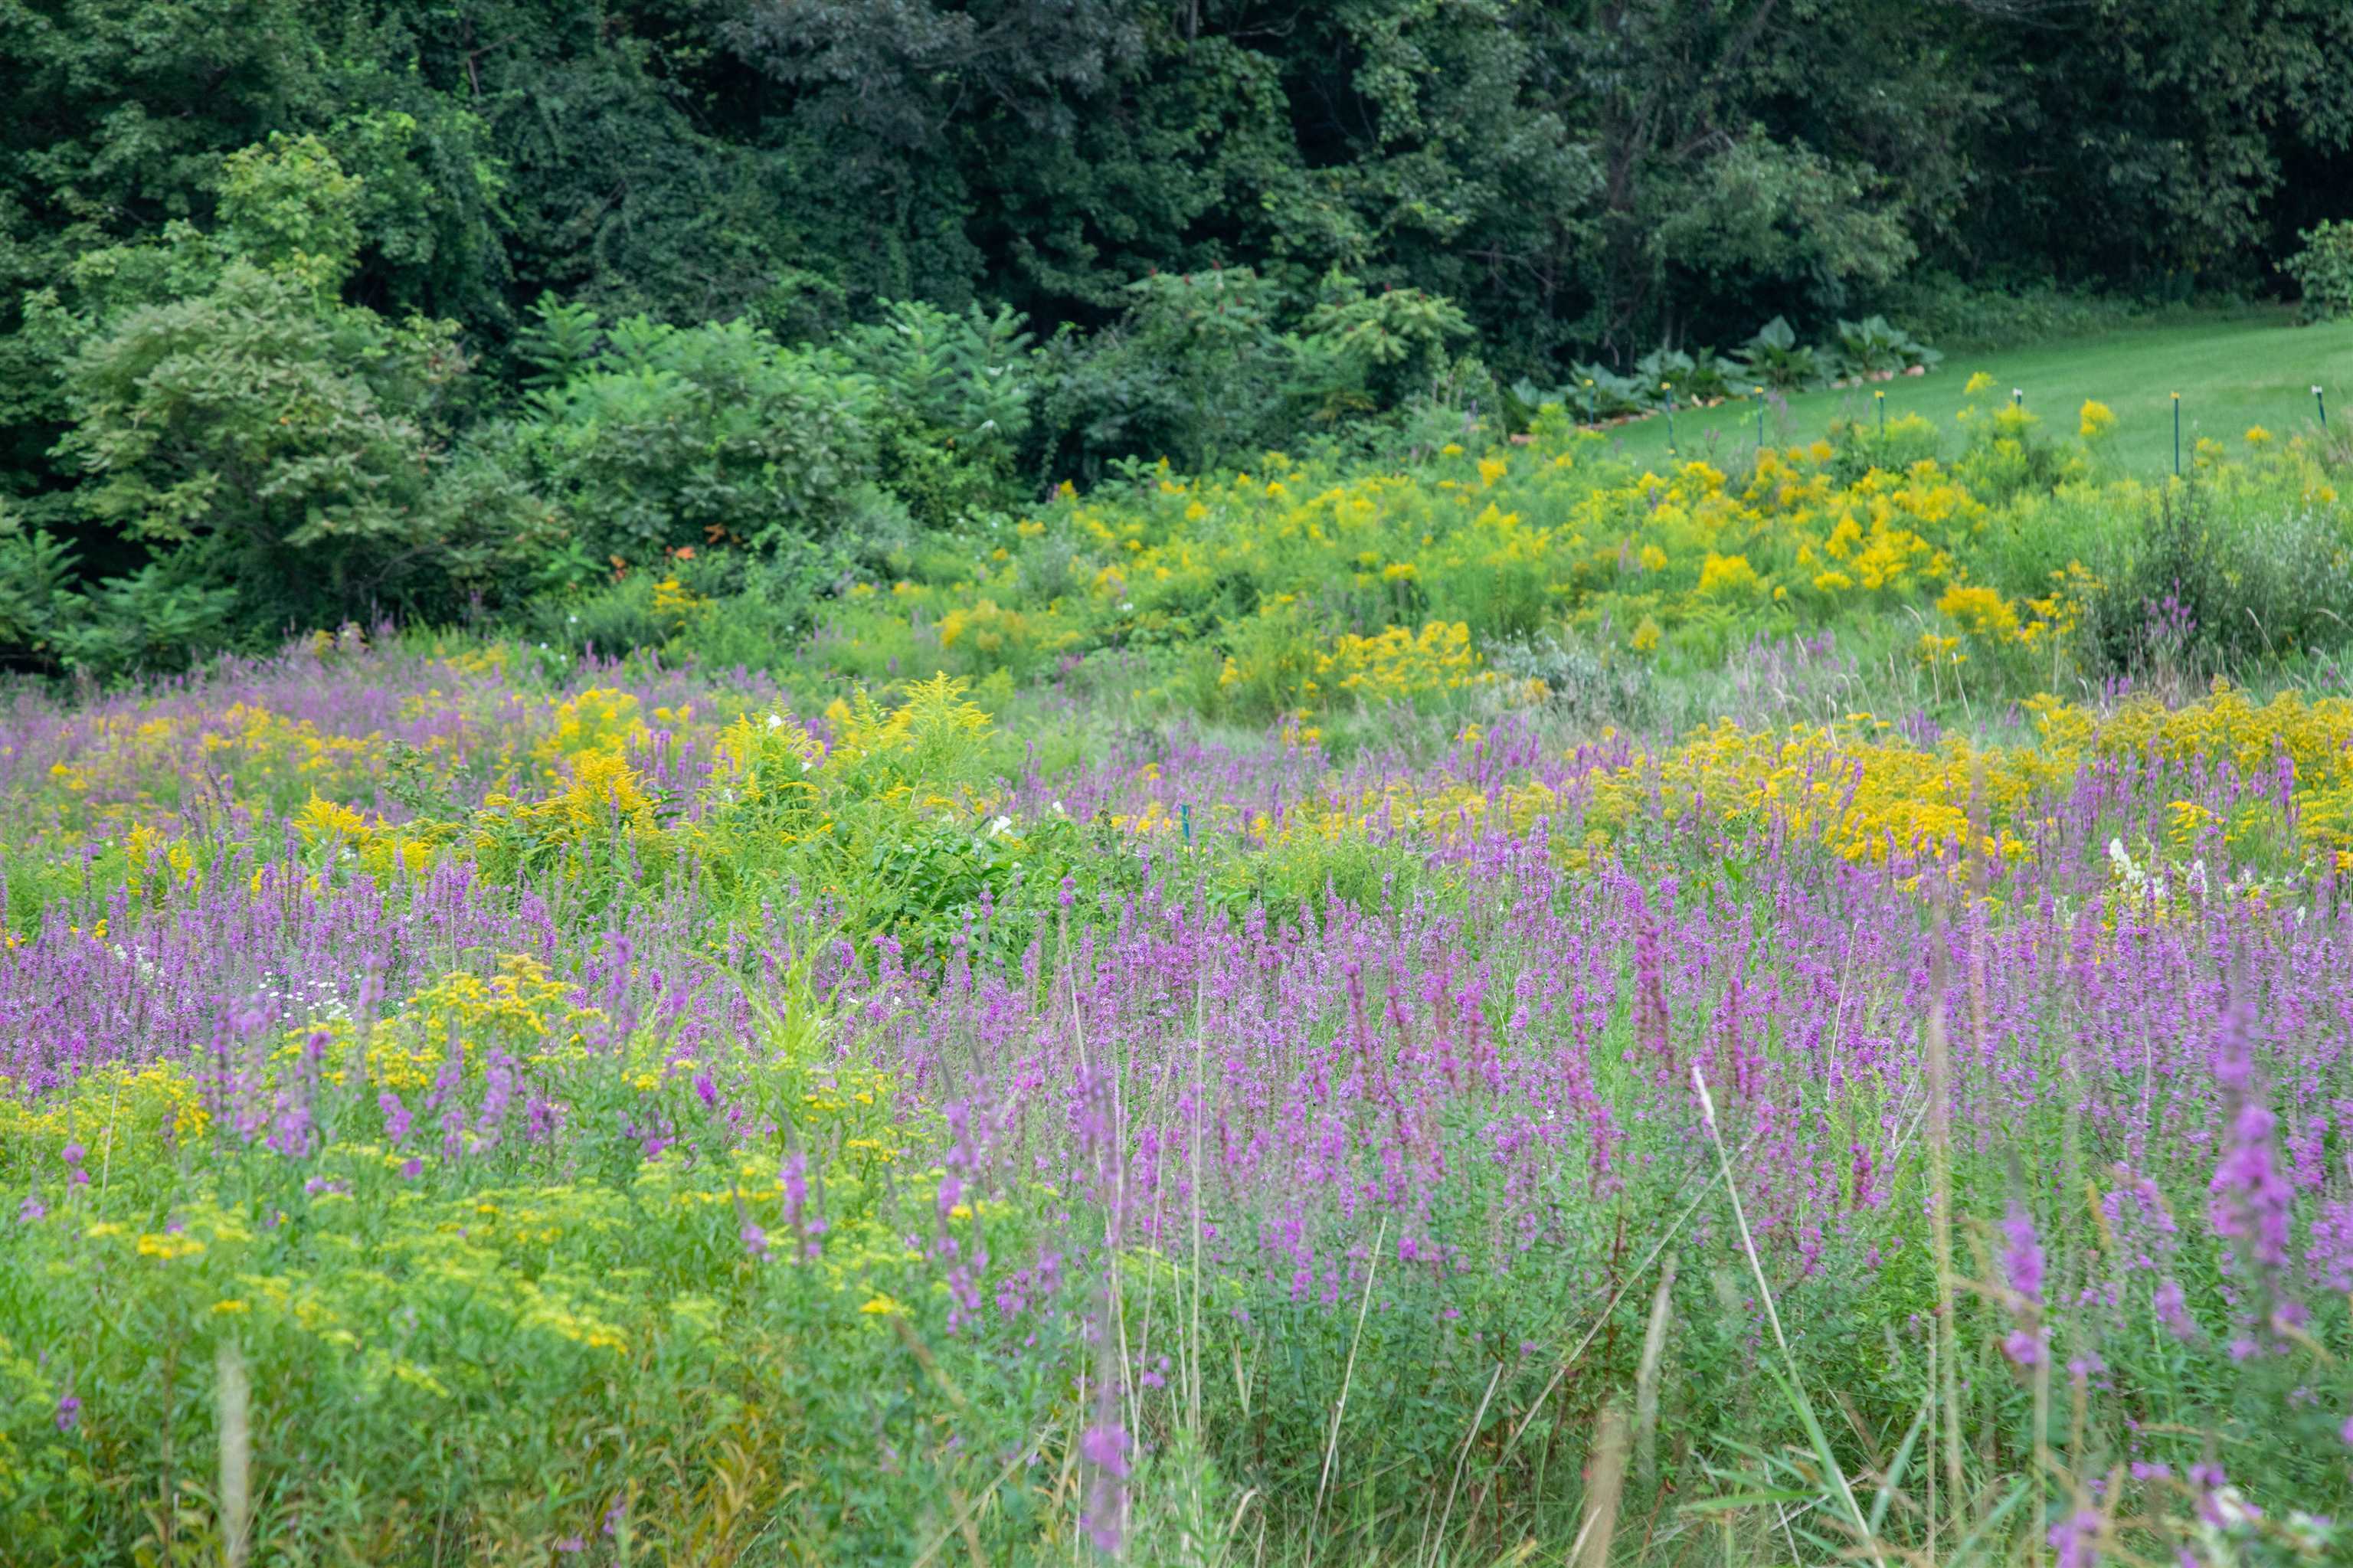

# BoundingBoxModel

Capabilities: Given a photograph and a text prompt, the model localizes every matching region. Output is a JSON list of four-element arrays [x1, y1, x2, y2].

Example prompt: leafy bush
[[1296, 272, 1475, 414], [1564, 363, 1649, 419], [2083, 480, 2353, 675], [1827, 313, 1939, 379], [1616, 345, 1746, 409], [509, 304, 879, 568], [1039, 268, 1295, 478], [1736, 316, 1821, 390], [1038, 268, 1480, 480], [2282, 219, 2353, 322], [51, 263, 467, 628], [0, 522, 81, 668], [843, 299, 1037, 525], [3, 136, 529, 666]]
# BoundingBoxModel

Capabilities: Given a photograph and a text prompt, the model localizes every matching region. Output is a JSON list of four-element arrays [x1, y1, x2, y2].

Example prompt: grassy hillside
[[1602, 309, 2353, 476]]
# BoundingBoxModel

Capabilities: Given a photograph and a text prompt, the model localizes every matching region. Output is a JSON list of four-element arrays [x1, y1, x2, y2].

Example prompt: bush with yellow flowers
[[774, 398, 2353, 725]]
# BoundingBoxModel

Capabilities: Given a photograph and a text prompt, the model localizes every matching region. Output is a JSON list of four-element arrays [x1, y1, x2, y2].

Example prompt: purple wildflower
[[2047, 1507, 2100, 1568], [2210, 1098, 2292, 1273], [2001, 1200, 2044, 1304], [2153, 1278, 2197, 1340]]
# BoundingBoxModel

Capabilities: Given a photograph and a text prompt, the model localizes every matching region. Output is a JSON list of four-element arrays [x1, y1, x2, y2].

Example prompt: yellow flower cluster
[[1093, 685, 2353, 881], [1317, 620, 1485, 702]]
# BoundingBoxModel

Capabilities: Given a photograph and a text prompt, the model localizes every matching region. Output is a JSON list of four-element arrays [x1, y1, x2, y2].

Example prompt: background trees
[[1, 0, 2348, 670]]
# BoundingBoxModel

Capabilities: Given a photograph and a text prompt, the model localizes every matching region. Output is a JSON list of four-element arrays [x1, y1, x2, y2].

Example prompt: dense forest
[[2, 0, 2349, 669]]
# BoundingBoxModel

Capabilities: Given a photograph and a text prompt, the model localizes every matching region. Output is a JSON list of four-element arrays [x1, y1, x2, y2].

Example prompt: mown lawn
[[1600, 307, 2353, 475]]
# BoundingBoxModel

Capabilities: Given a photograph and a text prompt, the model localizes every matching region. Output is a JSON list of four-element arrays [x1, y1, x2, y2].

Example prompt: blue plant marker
[[1875, 388, 1885, 436], [1180, 802, 1192, 847], [2171, 392, 2181, 476]]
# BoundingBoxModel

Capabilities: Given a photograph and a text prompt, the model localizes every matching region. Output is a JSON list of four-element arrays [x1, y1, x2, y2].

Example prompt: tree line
[[0, 0, 2347, 669]]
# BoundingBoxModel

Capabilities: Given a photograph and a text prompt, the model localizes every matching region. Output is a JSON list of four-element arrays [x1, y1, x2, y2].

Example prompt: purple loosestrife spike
[[2047, 1508, 2100, 1568], [2211, 1096, 2293, 1273], [1079, 1422, 1131, 1552], [2001, 1200, 2044, 1304]]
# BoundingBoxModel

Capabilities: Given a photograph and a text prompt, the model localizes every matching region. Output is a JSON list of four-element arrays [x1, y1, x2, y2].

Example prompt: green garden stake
[[2011, 387, 2023, 411], [2318, 385, 2329, 429], [1754, 385, 1766, 450], [1664, 381, 1675, 454], [2171, 392, 2181, 475], [1875, 388, 1885, 436], [1585, 378, 1596, 426]]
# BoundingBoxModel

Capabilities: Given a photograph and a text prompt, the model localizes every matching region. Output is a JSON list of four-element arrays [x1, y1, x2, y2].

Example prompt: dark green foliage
[[1826, 316, 1939, 381], [843, 300, 1038, 525], [0, 0, 2348, 676], [54, 264, 464, 611], [503, 307, 879, 569], [1039, 267, 1482, 479]]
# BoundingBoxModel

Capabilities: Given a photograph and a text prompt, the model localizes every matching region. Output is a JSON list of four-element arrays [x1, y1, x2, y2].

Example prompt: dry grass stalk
[[1571, 1403, 1629, 1568], [217, 1337, 250, 1568]]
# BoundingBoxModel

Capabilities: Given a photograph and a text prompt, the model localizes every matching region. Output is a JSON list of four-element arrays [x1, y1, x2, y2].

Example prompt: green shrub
[[2283, 219, 2353, 322], [52, 261, 466, 627], [1825, 409, 1942, 482], [12, 135, 508, 662], [2083, 479, 2353, 674], [1736, 316, 1822, 391], [1038, 268, 1481, 481], [843, 299, 1038, 526], [512, 303, 879, 569]]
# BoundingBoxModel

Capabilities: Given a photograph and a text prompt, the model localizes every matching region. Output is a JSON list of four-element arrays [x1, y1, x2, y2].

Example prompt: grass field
[[1601, 308, 2353, 475]]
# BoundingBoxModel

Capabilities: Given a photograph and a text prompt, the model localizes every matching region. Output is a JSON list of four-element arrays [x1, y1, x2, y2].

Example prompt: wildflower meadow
[[5, 386, 2353, 1566]]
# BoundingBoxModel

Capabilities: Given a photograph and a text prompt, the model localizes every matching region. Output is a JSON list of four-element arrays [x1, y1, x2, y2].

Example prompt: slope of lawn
[[1602, 307, 2353, 475]]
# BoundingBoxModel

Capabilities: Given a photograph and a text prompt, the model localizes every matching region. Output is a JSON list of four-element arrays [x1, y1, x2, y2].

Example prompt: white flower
[[764, 713, 784, 731]]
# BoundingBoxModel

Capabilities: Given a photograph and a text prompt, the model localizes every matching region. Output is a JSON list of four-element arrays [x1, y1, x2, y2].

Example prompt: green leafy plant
[[1298, 271, 1476, 415], [843, 298, 1037, 525], [52, 261, 466, 623], [2282, 220, 2353, 322], [1736, 316, 1822, 390], [1566, 363, 1650, 420], [1828, 315, 1941, 379], [512, 311, 878, 567]]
